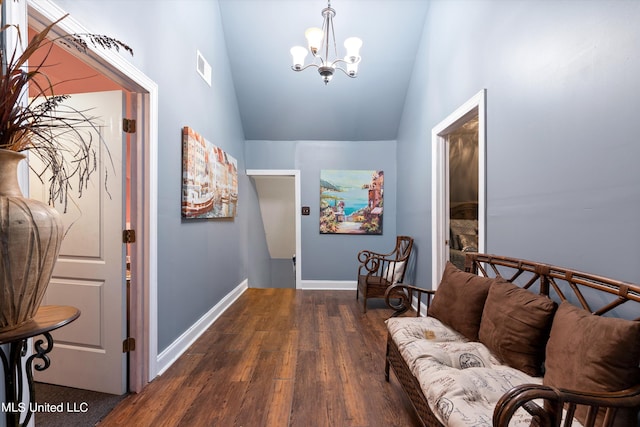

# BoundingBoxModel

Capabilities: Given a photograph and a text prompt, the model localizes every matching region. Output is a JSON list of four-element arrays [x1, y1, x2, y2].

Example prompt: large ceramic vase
[[0, 149, 64, 331]]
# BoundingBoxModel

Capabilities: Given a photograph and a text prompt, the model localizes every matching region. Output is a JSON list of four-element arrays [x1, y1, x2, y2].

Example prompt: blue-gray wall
[[54, 0, 640, 354], [54, 0, 253, 352], [398, 0, 640, 289], [245, 140, 397, 281], [247, 177, 272, 288]]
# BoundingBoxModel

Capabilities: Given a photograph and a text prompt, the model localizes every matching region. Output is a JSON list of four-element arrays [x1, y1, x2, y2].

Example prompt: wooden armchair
[[356, 235, 413, 313]]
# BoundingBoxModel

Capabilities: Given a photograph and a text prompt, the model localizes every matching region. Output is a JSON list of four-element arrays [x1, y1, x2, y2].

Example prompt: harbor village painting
[[320, 170, 384, 235], [182, 126, 238, 219]]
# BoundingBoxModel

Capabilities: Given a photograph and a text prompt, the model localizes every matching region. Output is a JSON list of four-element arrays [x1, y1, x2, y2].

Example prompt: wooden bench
[[384, 253, 640, 427]]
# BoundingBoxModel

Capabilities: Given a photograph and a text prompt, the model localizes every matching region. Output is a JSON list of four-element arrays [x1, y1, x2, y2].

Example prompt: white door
[[30, 90, 127, 395]]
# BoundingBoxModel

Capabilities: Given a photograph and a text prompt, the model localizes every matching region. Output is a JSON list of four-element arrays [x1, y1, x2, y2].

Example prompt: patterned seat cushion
[[386, 316, 584, 427]]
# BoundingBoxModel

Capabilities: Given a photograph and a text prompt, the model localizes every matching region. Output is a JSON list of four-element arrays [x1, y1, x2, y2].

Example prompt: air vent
[[196, 50, 212, 86]]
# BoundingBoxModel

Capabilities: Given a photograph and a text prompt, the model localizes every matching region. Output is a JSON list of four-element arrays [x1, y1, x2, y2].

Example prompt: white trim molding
[[156, 280, 248, 376], [246, 169, 302, 289], [301, 280, 356, 290], [431, 89, 487, 287], [27, 0, 159, 387]]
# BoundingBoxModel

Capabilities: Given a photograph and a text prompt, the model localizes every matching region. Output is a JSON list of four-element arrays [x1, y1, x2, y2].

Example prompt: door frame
[[24, 0, 159, 391], [431, 89, 486, 286], [246, 169, 301, 289]]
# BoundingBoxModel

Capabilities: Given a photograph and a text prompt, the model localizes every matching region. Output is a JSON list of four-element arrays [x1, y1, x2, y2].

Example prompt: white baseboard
[[300, 280, 356, 290], [156, 279, 248, 376]]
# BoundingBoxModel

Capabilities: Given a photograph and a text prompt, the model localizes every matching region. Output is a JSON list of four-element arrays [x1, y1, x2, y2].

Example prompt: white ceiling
[[218, 0, 430, 141]]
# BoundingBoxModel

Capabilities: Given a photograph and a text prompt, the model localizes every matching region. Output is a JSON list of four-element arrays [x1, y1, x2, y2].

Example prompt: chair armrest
[[384, 284, 435, 317], [358, 252, 405, 277], [357, 249, 375, 264], [358, 252, 384, 274], [357, 248, 395, 264], [493, 383, 640, 427]]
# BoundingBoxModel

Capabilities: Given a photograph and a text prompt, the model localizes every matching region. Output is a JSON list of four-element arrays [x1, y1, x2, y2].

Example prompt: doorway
[[431, 90, 486, 286], [23, 1, 159, 393], [246, 170, 301, 289]]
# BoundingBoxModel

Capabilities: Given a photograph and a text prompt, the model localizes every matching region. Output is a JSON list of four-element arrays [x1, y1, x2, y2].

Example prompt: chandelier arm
[[334, 66, 358, 78], [291, 63, 320, 72], [309, 49, 327, 67], [330, 58, 350, 66]]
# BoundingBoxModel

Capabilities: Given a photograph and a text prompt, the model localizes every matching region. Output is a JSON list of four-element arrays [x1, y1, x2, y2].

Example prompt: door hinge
[[123, 229, 136, 244], [123, 118, 136, 134], [123, 337, 136, 353]]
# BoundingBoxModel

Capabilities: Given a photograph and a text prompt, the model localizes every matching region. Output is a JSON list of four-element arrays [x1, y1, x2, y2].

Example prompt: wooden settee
[[384, 253, 640, 427]]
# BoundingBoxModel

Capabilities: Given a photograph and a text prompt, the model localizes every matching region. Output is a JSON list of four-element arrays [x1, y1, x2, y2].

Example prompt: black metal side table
[[0, 306, 80, 427]]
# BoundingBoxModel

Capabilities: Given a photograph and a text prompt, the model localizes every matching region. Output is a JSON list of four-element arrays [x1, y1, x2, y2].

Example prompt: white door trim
[[431, 89, 486, 286], [246, 169, 301, 289], [25, 0, 159, 388]]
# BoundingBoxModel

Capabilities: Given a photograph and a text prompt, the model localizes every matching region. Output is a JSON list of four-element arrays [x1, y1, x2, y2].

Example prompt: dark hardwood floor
[[99, 288, 421, 427]]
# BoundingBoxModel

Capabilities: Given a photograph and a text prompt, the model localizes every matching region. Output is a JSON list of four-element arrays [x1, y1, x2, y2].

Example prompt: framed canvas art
[[320, 169, 383, 234], [181, 126, 238, 219]]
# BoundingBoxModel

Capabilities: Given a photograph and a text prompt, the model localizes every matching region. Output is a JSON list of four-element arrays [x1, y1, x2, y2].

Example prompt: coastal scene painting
[[182, 126, 238, 219], [320, 170, 384, 235]]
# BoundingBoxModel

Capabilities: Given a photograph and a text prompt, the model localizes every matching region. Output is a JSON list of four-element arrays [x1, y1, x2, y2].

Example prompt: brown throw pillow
[[544, 301, 640, 427], [428, 261, 494, 341], [478, 281, 557, 376]]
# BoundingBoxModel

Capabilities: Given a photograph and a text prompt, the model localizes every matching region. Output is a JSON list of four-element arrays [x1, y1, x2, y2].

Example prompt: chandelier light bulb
[[344, 37, 363, 55], [290, 46, 308, 70], [305, 27, 324, 54]]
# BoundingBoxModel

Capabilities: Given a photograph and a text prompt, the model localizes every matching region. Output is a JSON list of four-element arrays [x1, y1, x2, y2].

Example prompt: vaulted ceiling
[[218, 0, 430, 141]]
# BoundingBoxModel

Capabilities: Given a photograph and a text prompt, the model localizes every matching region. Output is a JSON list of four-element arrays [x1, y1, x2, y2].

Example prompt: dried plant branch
[[0, 14, 133, 210]]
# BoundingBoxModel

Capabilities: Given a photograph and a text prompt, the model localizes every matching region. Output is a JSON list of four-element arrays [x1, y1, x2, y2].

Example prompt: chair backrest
[[387, 236, 413, 284], [395, 236, 414, 262]]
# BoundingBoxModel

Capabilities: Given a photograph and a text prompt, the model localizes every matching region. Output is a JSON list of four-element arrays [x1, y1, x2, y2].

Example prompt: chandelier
[[290, 1, 362, 85]]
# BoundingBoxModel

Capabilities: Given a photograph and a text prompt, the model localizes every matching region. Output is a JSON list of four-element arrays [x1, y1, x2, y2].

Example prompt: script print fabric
[[386, 317, 584, 427], [413, 345, 539, 427]]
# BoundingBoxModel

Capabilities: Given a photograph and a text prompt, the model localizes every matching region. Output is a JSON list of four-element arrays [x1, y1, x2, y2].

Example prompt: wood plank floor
[[99, 289, 421, 427]]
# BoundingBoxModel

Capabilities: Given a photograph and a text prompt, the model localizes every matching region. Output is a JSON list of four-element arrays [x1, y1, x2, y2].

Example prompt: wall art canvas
[[182, 126, 238, 219], [320, 169, 384, 234]]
